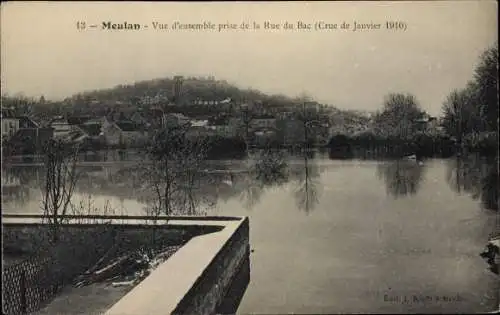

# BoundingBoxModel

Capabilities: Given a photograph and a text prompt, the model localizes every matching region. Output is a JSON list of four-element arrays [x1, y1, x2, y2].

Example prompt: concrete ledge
[[105, 217, 250, 315], [1, 214, 242, 222]]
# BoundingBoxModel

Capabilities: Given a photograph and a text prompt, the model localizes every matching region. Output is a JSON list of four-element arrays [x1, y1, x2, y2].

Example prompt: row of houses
[[2, 108, 54, 155], [2, 108, 41, 138], [2, 108, 150, 153], [50, 116, 148, 147], [2, 104, 334, 155]]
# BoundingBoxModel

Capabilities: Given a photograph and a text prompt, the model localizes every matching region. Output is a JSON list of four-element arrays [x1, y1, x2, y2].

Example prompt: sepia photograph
[[1, 1, 498, 314]]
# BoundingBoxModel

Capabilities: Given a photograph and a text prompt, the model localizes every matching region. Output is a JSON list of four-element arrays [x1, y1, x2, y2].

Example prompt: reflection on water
[[239, 177, 265, 211], [446, 154, 499, 211], [376, 160, 427, 198], [240, 149, 289, 210], [292, 153, 322, 214], [239, 149, 322, 213], [1, 166, 37, 207], [0, 150, 324, 215], [2, 153, 498, 215]]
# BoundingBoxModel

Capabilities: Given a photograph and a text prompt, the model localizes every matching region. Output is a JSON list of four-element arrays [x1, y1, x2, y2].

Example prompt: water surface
[[2, 154, 498, 313]]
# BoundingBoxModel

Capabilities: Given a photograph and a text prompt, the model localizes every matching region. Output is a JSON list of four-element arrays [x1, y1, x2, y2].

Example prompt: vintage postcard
[[1, 1, 498, 314]]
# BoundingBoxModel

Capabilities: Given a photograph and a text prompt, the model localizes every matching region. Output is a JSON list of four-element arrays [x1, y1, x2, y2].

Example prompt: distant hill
[[65, 76, 297, 110], [3, 76, 374, 135], [64, 76, 374, 132]]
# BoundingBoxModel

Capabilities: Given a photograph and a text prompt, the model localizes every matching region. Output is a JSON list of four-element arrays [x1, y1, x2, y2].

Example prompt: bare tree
[[171, 135, 210, 215], [291, 94, 329, 148], [441, 84, 481, 144], [40, 139, 81, 243], [145, 123, 210, 217], [473, 43, 498, 133], [441, 44, 498, 149]]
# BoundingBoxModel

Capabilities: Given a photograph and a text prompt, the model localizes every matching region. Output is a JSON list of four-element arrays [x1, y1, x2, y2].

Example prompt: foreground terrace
[[2, 214, 250, 315]]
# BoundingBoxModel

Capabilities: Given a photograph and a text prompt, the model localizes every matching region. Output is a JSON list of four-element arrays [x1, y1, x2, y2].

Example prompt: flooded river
[[2, 153, 498, 313]]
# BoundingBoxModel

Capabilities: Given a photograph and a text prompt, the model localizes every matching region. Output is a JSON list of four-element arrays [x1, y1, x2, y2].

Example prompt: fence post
[[20, 270, 27, 314]]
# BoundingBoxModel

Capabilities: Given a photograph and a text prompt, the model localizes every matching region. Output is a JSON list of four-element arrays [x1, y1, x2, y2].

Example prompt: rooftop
[[84, 117, 106, 125], [1, 108, 16, 119], [17, 116, 40, 128], [68, 116, 92, 125], [6, 128, 54, 145]]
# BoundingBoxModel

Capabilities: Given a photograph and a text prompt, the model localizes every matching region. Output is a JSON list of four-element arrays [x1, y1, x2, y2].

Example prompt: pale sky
[[1, 1, 497, 115]]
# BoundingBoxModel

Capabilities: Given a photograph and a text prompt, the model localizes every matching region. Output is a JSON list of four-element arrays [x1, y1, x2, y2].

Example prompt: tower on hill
[[172, 76, 184, 105]]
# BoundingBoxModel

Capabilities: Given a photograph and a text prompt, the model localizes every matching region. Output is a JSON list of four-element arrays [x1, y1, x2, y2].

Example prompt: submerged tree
[[253, 142, 289, 185], [240, 142, 289, 210]]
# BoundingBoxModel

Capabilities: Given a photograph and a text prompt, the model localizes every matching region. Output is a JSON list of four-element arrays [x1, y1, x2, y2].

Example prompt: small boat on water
[[222, 179, 233, 186], [221, 172, 235, 186]]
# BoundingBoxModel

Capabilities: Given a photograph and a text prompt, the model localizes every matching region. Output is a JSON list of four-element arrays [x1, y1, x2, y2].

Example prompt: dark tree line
[[328, 92, 454, 159], [441, 43, 498, 153], [327, 43, 498, 159]]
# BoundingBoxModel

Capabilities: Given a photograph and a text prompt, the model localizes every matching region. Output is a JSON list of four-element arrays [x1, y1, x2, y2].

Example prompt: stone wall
[[216, 255, 251, 314], [172, 217, 250, 315], [2, 222, 223, 281], [2, 222, 220, 280], [1, 223, 214, 257]]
